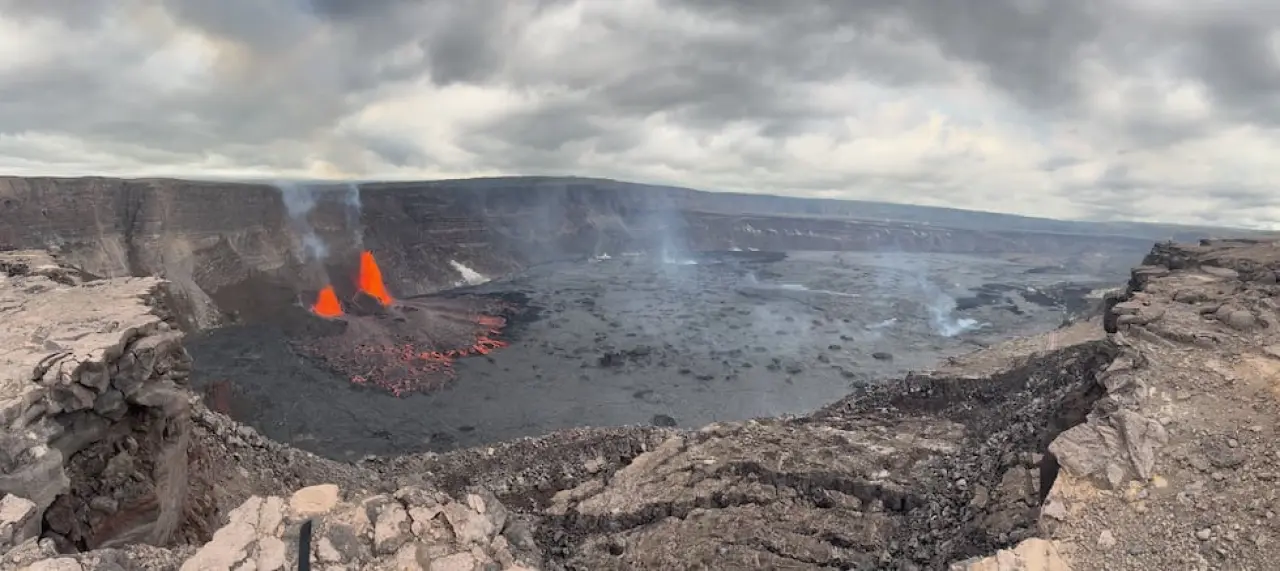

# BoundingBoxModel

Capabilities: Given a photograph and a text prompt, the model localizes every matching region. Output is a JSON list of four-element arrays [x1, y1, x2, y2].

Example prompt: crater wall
[[0, 176, 1170, 330]]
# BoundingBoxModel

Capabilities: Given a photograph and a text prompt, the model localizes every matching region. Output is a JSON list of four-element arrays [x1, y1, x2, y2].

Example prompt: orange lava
[[358, 250, 393, 306], [311, 285, 344, 318], [295, 257, 517, 397], [298, 312, 514, 397]]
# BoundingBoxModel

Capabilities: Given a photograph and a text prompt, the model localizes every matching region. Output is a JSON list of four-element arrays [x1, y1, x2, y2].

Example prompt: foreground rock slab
[[0, 250, 211, 554], [176, 484, 538, 571]]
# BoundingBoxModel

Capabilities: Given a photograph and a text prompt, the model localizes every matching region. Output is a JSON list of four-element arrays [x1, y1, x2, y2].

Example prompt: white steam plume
[[872, 253, 981, 338], [343, 183, 364, 248], [915, 276, 981, 337], [276, 181, 328, 261]]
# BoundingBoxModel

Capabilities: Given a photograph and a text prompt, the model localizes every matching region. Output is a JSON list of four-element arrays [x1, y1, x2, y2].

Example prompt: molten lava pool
[[186, 251, 1114, 461]]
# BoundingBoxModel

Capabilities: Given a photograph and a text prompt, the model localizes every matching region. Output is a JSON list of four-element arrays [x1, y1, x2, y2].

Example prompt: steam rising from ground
[[645, 194, 700, 270], [662, 251, 699, 266], [740, 253, 982, 341], [274, 181, 365, 262], [277, 181, 328, 261], [919, 278, 982, 337], [342, 183, 363, 250], [866, 253, 983, 338], [449, 260, 490, 286]]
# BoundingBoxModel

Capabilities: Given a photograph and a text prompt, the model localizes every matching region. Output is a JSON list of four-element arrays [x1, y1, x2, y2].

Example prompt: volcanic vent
[[292, 250, 518, 396]]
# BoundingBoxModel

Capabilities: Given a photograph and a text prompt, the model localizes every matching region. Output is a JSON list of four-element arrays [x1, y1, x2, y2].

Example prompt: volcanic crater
[[8, 177, 1275, 570], [186, 246, 1116, 461]]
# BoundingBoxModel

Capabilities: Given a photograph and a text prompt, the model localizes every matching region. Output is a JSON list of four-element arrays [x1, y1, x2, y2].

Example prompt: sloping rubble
[[483, 339, 1113, 569], [1028, 238, 1280, 570], [5, 237, 1280, 570]]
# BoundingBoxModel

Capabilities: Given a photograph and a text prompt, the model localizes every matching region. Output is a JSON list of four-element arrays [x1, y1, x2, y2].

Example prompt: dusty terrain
[[4, 233, 1280, 569]]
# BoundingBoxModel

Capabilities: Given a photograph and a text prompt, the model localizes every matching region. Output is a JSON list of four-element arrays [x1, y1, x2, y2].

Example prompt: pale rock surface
[[0, 250, 205, 552], [0, 494, 38, 553], [950, 538, 1070, 570], [1033, 238, 1280, 570], [175, 484, 538, 571], [20, 558, 85, 571], [290, 484, 340, 516]]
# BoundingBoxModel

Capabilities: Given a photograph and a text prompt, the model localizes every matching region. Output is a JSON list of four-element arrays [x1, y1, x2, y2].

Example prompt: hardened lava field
[[187, 250, 1115, 461]]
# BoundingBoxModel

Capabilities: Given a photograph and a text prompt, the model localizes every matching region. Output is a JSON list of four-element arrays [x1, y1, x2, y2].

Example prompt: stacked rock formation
[[176, 484, 539, 571], [0, 250, 203, 556]]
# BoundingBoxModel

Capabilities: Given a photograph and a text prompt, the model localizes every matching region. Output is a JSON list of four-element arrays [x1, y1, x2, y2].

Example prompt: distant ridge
[[3, 174, 1266, 242]]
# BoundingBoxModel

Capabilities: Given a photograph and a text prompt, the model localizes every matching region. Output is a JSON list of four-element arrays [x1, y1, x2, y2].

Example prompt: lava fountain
[[358, 250, 393, 306], [311, 285, 344, 318], [295, 250, 517, 396]]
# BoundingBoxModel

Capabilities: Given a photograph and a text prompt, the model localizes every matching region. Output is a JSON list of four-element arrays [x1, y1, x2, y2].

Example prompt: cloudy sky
[[1, 0, 1278, 227]]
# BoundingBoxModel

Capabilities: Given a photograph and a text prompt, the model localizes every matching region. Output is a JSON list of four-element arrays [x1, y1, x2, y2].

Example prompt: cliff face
[[0, 176, 1161, 330], [0, 251, 207, 552], [0, 178, 295, 330]]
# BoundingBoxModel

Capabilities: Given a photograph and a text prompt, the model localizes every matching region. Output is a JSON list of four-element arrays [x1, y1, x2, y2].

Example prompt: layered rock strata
[[0, 250, 214, 555], [0, 176, 1164, 332], [1028, 238, 1280, 570]]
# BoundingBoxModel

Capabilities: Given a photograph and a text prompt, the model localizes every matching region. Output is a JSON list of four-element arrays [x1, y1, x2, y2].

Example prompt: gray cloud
[[0, 0, 1277, 227]]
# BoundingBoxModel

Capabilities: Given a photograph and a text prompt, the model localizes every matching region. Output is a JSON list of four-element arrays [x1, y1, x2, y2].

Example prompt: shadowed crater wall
[[0, 175, 1207, 333], [0, 175, 1244, 461]]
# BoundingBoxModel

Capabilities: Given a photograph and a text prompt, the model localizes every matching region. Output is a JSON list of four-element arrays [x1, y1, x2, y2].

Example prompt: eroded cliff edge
[[3, 237, 1279, 570]]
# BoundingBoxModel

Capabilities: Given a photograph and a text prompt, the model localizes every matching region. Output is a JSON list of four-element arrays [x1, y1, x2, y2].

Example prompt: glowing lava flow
[[358, 250, 393, 306], [339, 312, 512, 396], [294, 249, 517, 397], [311, 285, 343, 318]]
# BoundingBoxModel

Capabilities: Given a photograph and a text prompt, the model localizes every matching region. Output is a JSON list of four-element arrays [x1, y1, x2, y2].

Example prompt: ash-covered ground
[[187, 250, 1115, 461]]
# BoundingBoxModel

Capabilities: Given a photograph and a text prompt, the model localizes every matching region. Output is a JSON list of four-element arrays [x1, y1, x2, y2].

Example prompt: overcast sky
[[1, 0, 1278, 227]]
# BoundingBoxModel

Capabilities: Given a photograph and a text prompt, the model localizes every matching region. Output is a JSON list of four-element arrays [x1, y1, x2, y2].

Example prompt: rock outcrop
[[3, 481, 539, 571], [4, 237, 1280, 570], [176, 484, 539, 571], [0, 250, 212, 555], [1029, 238, 1280, 571]]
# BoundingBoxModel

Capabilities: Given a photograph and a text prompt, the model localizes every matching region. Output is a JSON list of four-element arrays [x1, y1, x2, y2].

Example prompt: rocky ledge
[[3, 238, 1280, 570], [0, 250, 205, 554]]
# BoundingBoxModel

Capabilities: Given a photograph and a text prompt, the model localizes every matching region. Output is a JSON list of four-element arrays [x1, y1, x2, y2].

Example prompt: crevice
[[723, 461, 924, 513], [116, 182, 148, 278]]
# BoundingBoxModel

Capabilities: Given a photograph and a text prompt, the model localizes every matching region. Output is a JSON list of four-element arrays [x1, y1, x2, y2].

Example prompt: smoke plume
[[275, 181, 366, 262], [914, 275, 981, 337], [343, 183, 364, 249], [277, 181, 328, 261], [871, 252, 982, 338]]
